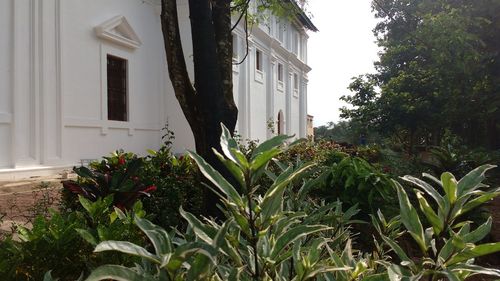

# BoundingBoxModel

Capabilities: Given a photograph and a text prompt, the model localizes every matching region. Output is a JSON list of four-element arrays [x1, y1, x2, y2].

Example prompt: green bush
[[0, 196, 146, 280], [141, 145, 203, 229], [70, 125, 500, 280], [61, 146, 204, 230], [380, 165, 500, 279], [320, 155, 398, 218], [62, 150, 156, 210], [84, 126, 387, 280]]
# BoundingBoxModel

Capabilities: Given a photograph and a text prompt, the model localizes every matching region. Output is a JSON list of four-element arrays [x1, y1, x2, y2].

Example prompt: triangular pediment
[[94, 16, 142, 49]]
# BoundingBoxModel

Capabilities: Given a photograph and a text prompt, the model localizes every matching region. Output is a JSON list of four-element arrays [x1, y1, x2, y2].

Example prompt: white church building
[[0, 0, 316, 179]]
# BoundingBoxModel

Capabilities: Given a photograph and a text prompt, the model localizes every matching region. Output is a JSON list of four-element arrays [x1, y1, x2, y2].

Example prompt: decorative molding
[[94, 15, 142, 49], [254, 69, 264, 84], [64, 118, 160, 132]]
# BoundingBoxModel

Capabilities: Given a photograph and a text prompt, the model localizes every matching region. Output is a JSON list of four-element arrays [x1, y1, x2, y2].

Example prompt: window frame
[[106, 54, 129, 122], [277, 63, 284, 82], [256, 49, 263, 71], [293, 72, 299, 97]]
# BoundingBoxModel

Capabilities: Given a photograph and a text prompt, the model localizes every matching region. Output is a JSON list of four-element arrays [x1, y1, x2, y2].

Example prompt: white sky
[[307, 0, 380, 126]]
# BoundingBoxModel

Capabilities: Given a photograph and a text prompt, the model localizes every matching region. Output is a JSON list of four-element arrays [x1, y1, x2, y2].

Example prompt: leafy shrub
[[381, 165, 500, 279], [0, 196, 146, 280], [85, 125, 386, 280], [320, 155, 398, 218], [141, 145, 204, 229], [61, 147, 204, 230], [62, 151, 156, 210]]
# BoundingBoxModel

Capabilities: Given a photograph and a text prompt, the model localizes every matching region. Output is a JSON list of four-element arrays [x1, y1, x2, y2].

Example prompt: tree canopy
[[341, 0, 500, 152]]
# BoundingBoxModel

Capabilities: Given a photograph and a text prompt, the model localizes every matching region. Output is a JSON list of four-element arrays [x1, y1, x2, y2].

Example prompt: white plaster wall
[[249, 45, 268, 142], [291, 92, 301, 137], [64, 127, 161, 161], [1, 0, 312, 171], [61, 0, 165, 162], [0, 0, 12, 168]]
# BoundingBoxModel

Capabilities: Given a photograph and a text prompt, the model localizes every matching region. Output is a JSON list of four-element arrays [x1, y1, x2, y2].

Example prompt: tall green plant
[[381, 165, 500, 280], [85, 125, 358, 280]]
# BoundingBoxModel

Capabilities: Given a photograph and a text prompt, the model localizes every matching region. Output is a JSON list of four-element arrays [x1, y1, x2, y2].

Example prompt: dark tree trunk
[[161, 0, 238, 218]]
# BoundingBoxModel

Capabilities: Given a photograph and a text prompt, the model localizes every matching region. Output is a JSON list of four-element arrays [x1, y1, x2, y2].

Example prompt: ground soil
[[0, 174, 72, 234]]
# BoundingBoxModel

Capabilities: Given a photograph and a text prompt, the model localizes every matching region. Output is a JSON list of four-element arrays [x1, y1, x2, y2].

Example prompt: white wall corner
[[94, 15, 142, 49]]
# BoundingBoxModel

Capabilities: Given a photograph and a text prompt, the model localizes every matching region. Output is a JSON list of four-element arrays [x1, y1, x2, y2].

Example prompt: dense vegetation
[[1, 127, 499, 280], [318, 0, 500, 154]]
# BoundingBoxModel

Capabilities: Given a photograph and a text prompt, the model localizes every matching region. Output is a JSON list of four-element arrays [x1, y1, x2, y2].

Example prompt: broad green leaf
[[441, 172, 458, 204], [75, 228, 98, 246], [229, 207, 251, 236], [401, 175, 444, 208], [250, 148, 281, 172], [230, 147, 250, 169], [387, 264, 418, 281], [303, 266, 352, 280], [437, 238, 455, 265], [186, 254, 214, 281], [457, 165, 496, 197], [187, 150, 244, 207], [213, 148, 245, 190], [135, 216, 172, 255], [180, 207, 216, 244], [270, 225, 329, 259], [261, 163, 315, 224], [416, 192, 443, 235], [440, 270, 460, 281], [78, 196, 94, 214], [381, 235, 414, 267], [250, 134, 293, 160], [448, 264, 500, 277], [94, 241, 160, 263], [220, 124, 240, 165], [460, 190, 500, 215], [447, 242, 500, 265], [395, 181, 427, 253], [166, 242, 216, 273], [297, 170, 329, 200], [463, 217, 492, 244], [213, 219, 232, 248], [85, 265, 156, 281]]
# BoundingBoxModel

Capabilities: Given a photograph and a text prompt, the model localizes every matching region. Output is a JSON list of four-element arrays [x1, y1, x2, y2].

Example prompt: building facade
[[0, 0, 315, 179]]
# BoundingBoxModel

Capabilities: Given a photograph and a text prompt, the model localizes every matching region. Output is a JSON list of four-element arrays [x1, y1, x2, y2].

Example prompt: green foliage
[[61, 145, 204, 230], [320, 155, 398, 218], [86, 124, 383, 280], [62, 150, 156, 210], [380, 165, 500, 280], [342, 0, 500, 151], [0, 196, 145, 280], [141, 145, 204, 229]]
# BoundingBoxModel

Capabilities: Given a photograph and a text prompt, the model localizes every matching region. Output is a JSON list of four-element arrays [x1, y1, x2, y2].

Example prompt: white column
[[244, 40, 254, 140], [299, 76, 308, 138], [0, 0, 14, 168], [286, 70, 292, 135], [267, 55, 276, 139], [40, 0, 63, 165], [12, 0, 39, 167]]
